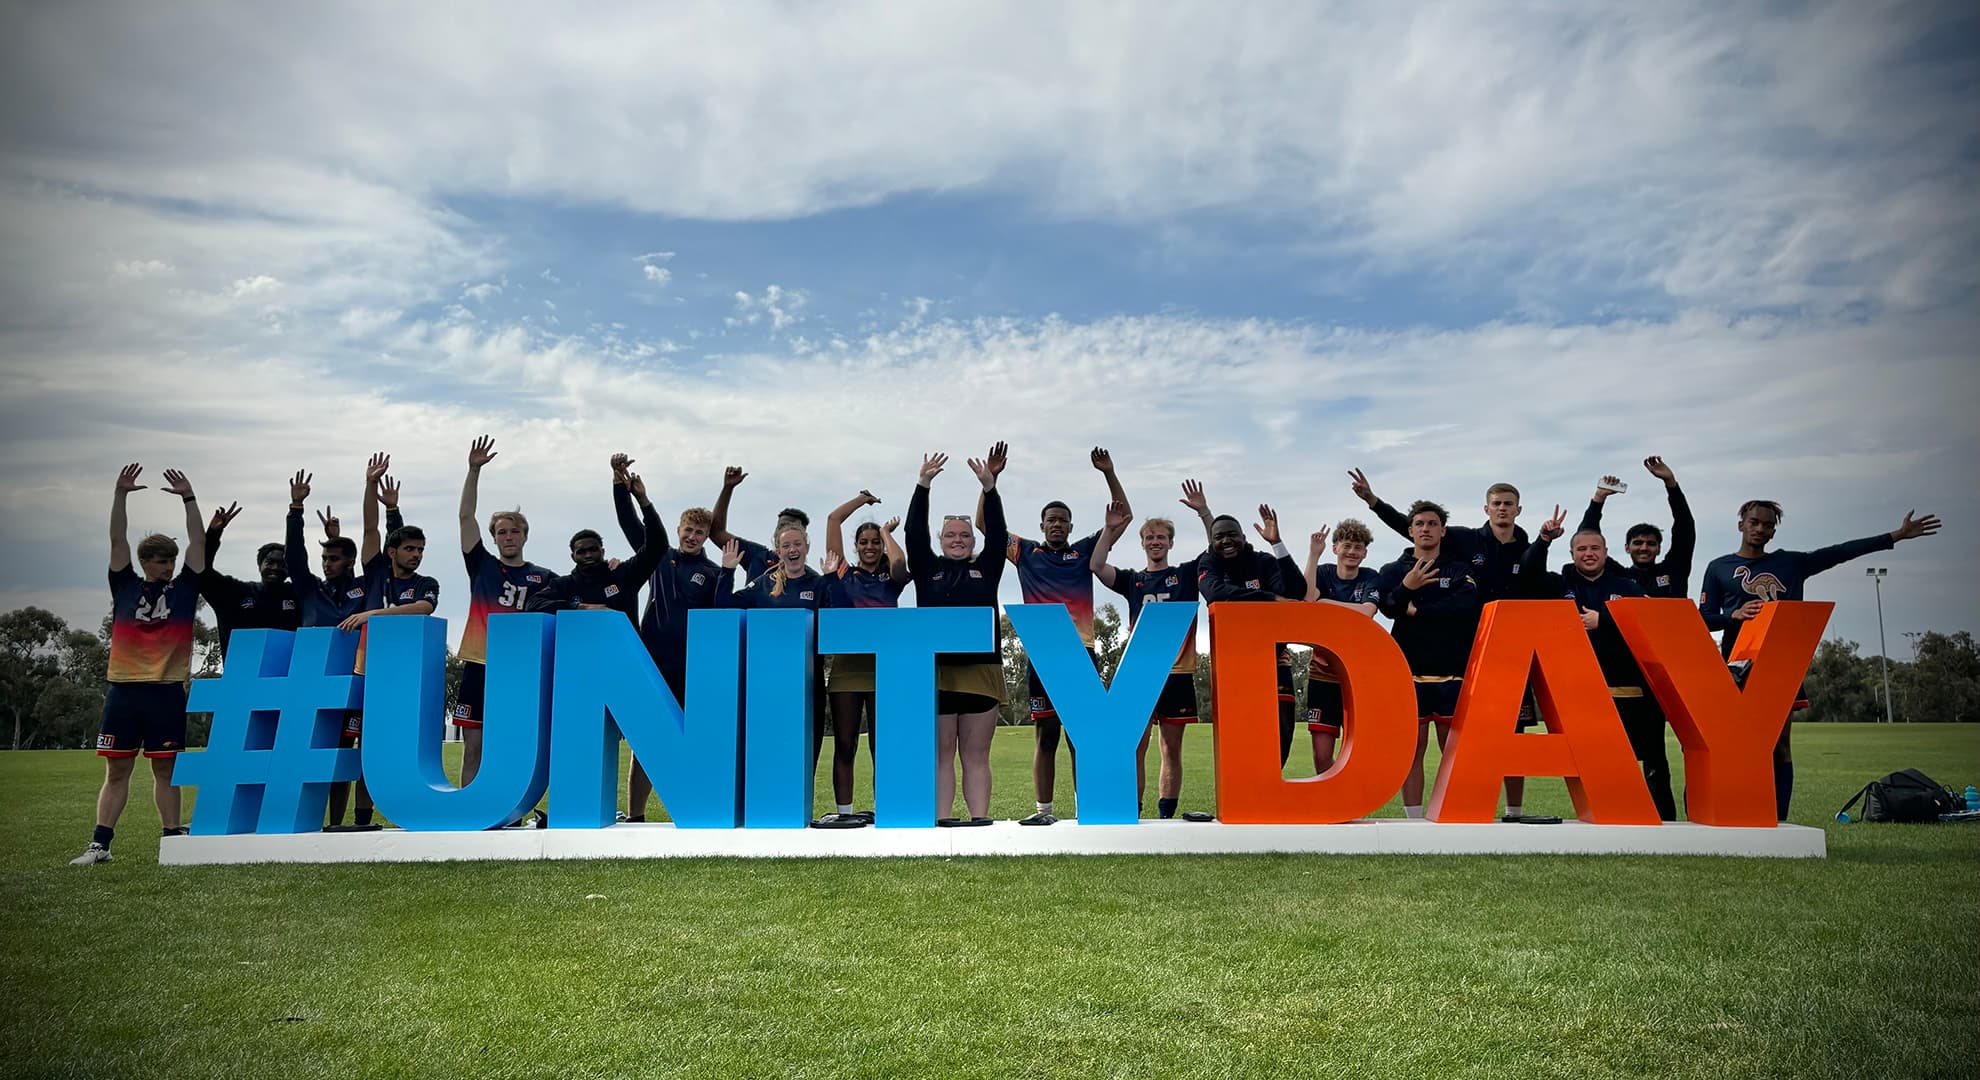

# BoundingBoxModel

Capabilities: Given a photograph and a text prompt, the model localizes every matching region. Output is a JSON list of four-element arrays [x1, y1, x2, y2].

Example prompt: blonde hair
[[769, 522, 807, 598], [1140, 517, 1176, 540], [1332, 518, 1373, 546], [679, 507, 714, 530], [488, 509, 529, 534], [135, 534, 178, 562]]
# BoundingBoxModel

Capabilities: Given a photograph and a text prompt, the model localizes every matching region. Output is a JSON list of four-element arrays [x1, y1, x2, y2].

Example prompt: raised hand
[[1402, 556, 1441, 591], [965, 454, 995, 490], [1178, 479, 1208, 514], [365, 452, 391, 485], [290, 470, 312, 505], [467, 437, 496, 469], [1104, 500, 1132, 534], [1090, 446, 1115, 473], [1308, 527, 1331, 560], [723, 465, 748, 490], [1538, 504, 1566, 542], [985, 441, 1008, 478], [208, 502, 243, 533], [610, 452, 634, 480], [626, 471, 648, 503], [1347, 467, 1376, 507], [1252, 504, 1281, 546], [822, 550, 844, 575], [1580, 606, 1601, 631], [856, 489, 880, 507], [881, 516, 901, 533], [918, 453, 948, 485], [721, 538, 741, 569], [1893, 510, 1942, 542], [1593, 475, 1623, 503], [1643, 455, 1676, 485], [161, 469, 195, 499], [115, 463, 146, 493], [376, 475, 401, 509], [317, 507, 340, 538]]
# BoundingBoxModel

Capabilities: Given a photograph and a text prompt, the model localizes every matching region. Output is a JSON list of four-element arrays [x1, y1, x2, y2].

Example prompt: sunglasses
[[942, 515, 971, 522]]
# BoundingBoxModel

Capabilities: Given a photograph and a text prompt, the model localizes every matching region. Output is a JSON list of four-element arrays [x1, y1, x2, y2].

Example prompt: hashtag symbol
[[175, 628, 364, 835]]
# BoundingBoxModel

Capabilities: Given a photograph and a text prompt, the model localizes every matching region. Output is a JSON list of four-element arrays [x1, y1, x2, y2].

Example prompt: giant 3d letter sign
[[171, 600, 1831, 849]]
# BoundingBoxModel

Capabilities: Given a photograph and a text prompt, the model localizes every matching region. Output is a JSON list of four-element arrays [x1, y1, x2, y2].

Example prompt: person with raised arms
[[525, 469, 668, 625], [710, 465, 808, 583], [909, 444, 1009, 826], [72, 465, 207, 865], [1520, 507, 1674, 820], [718, 516, 834, 815], [612, 454, 723, 822], [455, 435, 558, 787], [1373, 500, 1482, 819], [989, 447, 1130, 826], [815, 490, 911, 827], [1090, 494, 1208, 821], [1576, 456, 1695, 598], [1700, 500, 1941, 819], [196, 499, 298, 659], [1194, 500, 1308, 766], [1300, 519, 1383, 777]]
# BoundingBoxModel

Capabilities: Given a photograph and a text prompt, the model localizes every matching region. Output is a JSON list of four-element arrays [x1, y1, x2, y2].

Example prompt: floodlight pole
[[1866, 568, 1894, 724]]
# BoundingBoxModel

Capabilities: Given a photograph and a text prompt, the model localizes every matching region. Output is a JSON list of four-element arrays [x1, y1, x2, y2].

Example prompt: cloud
[[641, 264, 671, 285], [729, 285, 805, 331], [460, 281, 502, 302], [227, 274, 281, 298], [110, 258, 172, 278]]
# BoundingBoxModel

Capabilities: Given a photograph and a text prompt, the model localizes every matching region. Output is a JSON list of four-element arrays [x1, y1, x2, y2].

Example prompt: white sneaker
[[69, 842, 112, 865]]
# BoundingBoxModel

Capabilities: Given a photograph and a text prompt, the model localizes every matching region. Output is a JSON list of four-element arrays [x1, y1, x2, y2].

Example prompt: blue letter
[[179, 628, 362, 835], [818, 607, 993, 827], [361, 614, 552, 830], [742, 609, 817, 828], [1007, 602, 1194, 824], [550, 609, 744, 828]]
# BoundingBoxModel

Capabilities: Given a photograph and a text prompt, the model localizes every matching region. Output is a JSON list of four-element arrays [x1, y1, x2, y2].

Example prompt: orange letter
[[1605, 598, 1830, 827], [1209, 602, 1415, 824], [1428, 601, 1661, 824]]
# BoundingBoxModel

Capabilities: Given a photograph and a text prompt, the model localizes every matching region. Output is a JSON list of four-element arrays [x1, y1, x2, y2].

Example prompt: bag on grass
[[1836, 769, 1960, 823]]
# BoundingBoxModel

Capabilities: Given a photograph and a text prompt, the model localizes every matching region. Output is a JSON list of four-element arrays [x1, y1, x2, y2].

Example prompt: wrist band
[[1270, 541, 1290, 559], [182, 495, 197, 504]]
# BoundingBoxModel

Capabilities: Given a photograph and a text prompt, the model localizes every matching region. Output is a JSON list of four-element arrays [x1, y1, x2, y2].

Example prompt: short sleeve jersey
[[831, 564, 909, 609], [353, 556, 441, 676], [107, 565, 201, 683], [458, 542, 557, 665], [1103, 565, 1199, 674], [1007, 531, 1104, 645], [1313, 564, 1382, 606]]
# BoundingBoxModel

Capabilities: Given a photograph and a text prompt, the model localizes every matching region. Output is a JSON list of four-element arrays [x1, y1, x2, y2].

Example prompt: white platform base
[[159, 819, 1825, 865]]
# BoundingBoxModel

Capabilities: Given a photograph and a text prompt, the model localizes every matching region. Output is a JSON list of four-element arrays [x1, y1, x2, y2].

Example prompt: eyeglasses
[[942, 515, 971, 522]]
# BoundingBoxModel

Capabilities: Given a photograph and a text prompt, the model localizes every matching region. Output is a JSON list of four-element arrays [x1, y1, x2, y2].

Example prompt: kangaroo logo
[[1732, 565, 1787, 602]]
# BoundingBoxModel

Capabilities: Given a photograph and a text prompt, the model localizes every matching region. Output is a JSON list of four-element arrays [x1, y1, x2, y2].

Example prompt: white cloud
[[227, 274, 281, 298], [460, 281, 502, 302], [110, 258, 172, 278], [641, 264, 671, 285], [729, 284, 805, 331]]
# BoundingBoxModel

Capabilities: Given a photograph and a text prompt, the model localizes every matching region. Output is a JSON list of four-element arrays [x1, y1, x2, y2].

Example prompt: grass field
[[3, 724, 1976, 1079]]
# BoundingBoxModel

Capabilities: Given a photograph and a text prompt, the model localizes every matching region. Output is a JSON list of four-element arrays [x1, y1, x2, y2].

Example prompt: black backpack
[[1837, 769, 1960, 823]]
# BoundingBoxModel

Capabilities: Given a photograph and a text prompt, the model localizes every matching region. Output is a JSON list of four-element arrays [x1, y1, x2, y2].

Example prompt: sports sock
[[1403, 805, 1425, 820], [1035, 801, 1053, 815], [92, 824, 114, 849], [354, 807, 374, 827], [1774, 759, 1793, 820], [1505, 803, 1523, 818], [1157, 797, 1178, 819], [836, 803, 853, 815]]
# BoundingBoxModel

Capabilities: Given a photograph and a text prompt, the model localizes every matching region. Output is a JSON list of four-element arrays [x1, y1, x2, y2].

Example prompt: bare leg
[[829, 692, 863, 807], [94, 756, 137, 828], [1158, 724, 1186, 800], [958, 708, 997, 819], [1402, 723, 1431, 810], [327, 780, 350, 826], [461, 726, 484, 786], [1311, 729, 1338, 776], [628, 756, 652, 819], [1136, 724, 1152, 810], [1504, 776, 1525, 814], [936, 714, 960, 818], [1033, 717, 1062, 802], [150, 756, 181, 829]]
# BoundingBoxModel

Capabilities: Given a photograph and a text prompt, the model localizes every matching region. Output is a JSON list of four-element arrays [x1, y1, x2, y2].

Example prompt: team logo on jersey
[[346, 587, 365, 599], [1471, 554, 1486, 565], [282, 599, 295, 610], [451, 703, 471, 720], [1732, 566, 1788, 602], [1655, 575, 1670, 588], [1439, 577, 1452, 588], [1164, 574, 1179, 587], [96, 733, 116, 750], [799, 590, 815, 601], [241, 597, 255, 609], [690, 572, 707, 585], [1245, 579, 1261, 589], [968, 569, 982, 578], [526, 574, 544, 584], [603, 584, 620, 598], [1063, 552, 1080, 562]]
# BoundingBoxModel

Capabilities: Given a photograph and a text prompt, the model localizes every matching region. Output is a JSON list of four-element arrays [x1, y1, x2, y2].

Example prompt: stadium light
[[1865, 568, 1894, 723]]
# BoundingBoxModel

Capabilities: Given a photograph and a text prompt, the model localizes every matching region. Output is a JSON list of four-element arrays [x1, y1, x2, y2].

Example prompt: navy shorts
[[1154, 672, 1201, 724], [341, 711, 363, 748], [1028, 648, 1101, 723], [1414, 679, 1462, 723], [1306, 678, 1343, 734], [97, 682, 188, 758], [452, 661, 486, 729]]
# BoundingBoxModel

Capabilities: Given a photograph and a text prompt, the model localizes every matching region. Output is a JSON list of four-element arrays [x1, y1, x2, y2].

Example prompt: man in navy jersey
[[72, 464, 207, 865], [1300, 519, 1383, 776], [710, 465, 808, 582], [1092, 499, 1206, 821], [1521, 509, 1675, 820], [1701, 500, 1941, 819], [1575, 456, 1695, 598], [529, 471, 667, 623], [455, 436, 558, 786], [197, 500, 298, 658], [1196, 503, 1309, 766], [988, 447, 1130, 825], [613, 454, 724, 821], [1373, 500, 1482, 819]]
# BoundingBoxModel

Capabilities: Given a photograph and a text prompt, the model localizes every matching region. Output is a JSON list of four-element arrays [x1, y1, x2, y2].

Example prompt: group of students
[[71, 442, 1942, 863]]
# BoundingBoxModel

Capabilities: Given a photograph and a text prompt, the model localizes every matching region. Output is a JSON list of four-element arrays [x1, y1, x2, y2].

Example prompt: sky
[[1, 2, 1975, 659]]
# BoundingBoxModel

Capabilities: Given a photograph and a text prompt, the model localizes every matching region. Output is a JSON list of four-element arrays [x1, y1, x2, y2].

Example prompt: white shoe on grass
[[69, 843, 112, 865]]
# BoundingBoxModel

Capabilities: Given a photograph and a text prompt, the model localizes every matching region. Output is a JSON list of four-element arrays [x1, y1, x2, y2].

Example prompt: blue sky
[[1, 2, 1975, 659]]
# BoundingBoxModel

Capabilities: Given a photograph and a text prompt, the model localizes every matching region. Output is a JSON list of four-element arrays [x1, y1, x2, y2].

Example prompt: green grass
[[3, 724, 1976, 1079]]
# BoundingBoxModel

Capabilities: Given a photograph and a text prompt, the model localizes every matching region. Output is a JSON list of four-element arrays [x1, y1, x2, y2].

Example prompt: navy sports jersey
[[735, 538, 775, 583], [1576, 485, 1696, 598], [1374, 550, 1481, 677], [1372, 501, 1529, 601], [106, 565, 201, 683], [353, 559, 440, 676], [830, 563, 909, 608], [907, 483, 1007, 665], [1007, 530, 1105, 645], [198, 524, 300, 656], [611, 482, 723, 672], [1195, 547, 1305, 603], [286, 507, 376, 628], [1311, 564, 1382, 606], [1102, 564, 1199, 673], [1519, 538, 1647, 687], [458, 541, 557, 665], [1699, 533, 1894, 654], [526, 502, 668, 625], [721, 566, 831, 610]]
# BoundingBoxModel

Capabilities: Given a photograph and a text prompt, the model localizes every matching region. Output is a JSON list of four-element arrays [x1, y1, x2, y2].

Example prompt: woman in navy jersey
[[907, 444, 1009, 825], [815, 492, 910, 826]]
